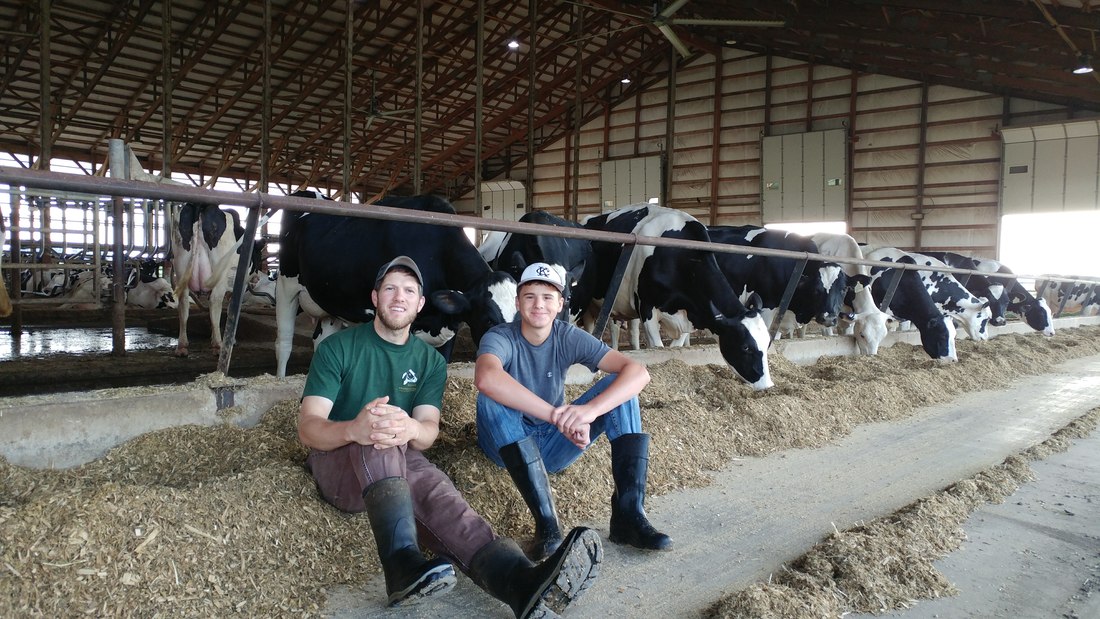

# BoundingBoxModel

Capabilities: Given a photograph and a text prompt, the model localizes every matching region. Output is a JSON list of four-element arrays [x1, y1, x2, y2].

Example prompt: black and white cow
[[583, 204, 773, 390], [809, 232, 895, 355], [863, 248, 958, 361], [922, 252, 1009, 327], [1037, 278, 1100, 317], [123, 259, 177, 310], [275, 192, 517, 378], [866, 247, 992, 342], [479, 210, 595, 323], [170, 202, 261, 356], [969, 258, 1053, 335], [707, 225, 848, 337]]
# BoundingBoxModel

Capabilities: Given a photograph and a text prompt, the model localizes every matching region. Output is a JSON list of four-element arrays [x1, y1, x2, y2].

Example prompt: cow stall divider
[[3, 165, 1097, 376]]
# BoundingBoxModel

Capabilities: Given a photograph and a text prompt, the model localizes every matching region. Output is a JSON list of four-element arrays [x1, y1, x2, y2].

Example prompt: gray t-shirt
[[478, 319, 611, 407]]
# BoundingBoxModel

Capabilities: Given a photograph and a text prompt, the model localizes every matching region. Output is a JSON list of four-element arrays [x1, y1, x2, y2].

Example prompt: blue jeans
[[476, 374, 642, 473]]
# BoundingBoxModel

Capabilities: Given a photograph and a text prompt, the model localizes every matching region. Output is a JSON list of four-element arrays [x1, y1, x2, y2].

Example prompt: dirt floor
[[2, 319, 1100, 618]]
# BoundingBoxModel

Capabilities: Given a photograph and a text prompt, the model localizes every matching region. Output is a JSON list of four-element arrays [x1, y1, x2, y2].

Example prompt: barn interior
[[3, 2, 1100, 618]]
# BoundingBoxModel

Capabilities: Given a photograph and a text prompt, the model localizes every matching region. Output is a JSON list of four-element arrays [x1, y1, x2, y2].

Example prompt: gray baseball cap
[[375, 255, 424, 289]]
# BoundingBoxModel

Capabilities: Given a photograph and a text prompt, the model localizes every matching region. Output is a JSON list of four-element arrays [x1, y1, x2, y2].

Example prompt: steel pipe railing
[[3, 164, 1098, 290]]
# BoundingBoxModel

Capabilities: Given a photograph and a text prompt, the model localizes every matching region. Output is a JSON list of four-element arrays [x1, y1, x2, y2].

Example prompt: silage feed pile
[[3, 327, 1100, 618]]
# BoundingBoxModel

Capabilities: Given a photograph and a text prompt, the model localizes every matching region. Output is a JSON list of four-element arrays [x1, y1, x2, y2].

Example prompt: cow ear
[[567, 260, 585, 287], [510, 251, 528, 274], [840, 311, 856, 321], [745, 292, 763, 313], [430, 289, 471, 315]]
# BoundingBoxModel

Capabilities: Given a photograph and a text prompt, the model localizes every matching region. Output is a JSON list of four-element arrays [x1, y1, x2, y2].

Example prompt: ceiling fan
[[356, 72, 418, 132], [580, 0, 786, 58]]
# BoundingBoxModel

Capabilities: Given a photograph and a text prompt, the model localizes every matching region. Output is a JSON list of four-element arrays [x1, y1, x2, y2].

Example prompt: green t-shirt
[[302, 321, 447, 422]]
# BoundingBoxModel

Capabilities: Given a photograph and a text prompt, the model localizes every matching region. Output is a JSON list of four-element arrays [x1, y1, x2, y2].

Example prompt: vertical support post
[[10, 191, 23, 336], [571, 4, 583, 220], [475, 0, 484, 215], [663, 47, 677, 207], [878, 267, 905, 313], [913, 83, 929, 250], [525, 0, 537, 212], [217, 203, 262, 375], [767, 258, 808, 343], [107, 139, 127, 356], [592, 243, 636, 339]]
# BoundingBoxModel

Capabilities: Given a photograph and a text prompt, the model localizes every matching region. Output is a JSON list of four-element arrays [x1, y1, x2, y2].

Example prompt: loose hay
[[4, 327, 1100, 618]]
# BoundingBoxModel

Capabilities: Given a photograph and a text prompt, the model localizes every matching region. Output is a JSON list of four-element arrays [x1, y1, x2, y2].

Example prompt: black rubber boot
[[363, 477, 457, 606], [609, 433, 673, 551], [469, 527, 602, 619], [500, 436, 563, 560]]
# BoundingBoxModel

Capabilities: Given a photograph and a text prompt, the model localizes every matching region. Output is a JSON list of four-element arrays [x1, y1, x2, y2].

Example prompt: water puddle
[[0, 327, 176, 358]]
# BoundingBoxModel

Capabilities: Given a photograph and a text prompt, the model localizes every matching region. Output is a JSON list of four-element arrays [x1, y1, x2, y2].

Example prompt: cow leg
[[640, 316, 663, 349], [175, 289, 191, 357], [275, 274, 304, 378], [661, 310, 693, 347], [208, 281, 228, 356]]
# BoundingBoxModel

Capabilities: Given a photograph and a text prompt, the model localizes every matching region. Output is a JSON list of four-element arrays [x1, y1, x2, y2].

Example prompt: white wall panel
[[1001, 120, 1100, 215], [1066, 136, 1100, 211]]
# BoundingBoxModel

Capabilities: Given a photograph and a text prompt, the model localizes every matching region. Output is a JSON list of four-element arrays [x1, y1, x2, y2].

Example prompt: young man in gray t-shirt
[[474, 262, 672, 560]]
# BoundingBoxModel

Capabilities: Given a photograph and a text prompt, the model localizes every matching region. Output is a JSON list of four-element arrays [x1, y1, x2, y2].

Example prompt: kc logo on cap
[[519, 262, 565, 292]]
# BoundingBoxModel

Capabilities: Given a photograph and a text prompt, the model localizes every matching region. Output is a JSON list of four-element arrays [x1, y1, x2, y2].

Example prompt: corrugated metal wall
[[523, 48, 1092, 257]]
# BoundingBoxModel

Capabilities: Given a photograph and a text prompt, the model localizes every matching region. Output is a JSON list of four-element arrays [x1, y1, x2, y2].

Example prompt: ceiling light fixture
[[621, 75, 631, 84], [507, 39, 520, 50], [1073, 54, 1093, 75]]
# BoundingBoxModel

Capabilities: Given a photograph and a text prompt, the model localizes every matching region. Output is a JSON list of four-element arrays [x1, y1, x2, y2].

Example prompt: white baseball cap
[[518, 262, 564, 292]]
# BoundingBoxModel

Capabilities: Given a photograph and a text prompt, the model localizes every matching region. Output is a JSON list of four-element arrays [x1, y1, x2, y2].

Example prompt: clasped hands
[[355, 396, 417, 449], [550, 403, 596, 449]]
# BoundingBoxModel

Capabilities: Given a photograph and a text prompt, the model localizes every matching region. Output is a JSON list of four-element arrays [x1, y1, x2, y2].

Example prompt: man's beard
[[377, 307, 417, 331]]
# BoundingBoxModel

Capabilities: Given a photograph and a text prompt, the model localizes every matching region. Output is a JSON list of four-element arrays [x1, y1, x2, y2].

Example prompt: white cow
[[811, 232, 895, 355]]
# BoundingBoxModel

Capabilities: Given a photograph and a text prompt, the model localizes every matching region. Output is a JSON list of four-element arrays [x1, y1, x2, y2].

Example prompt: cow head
[[917, 315, 957, 361], [711, 294, 773, 390], [794, 263, 848, 327], [1019, 298, 1055, 336], [429, 270, 518, 345], [852, 310, 894, 356]]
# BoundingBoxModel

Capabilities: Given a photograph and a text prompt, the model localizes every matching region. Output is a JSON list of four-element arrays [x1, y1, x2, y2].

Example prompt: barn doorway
[[999, 211, 1100, 279]]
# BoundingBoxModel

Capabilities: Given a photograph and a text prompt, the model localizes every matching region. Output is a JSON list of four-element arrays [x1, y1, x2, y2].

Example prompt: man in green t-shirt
[[298, 255, 600, 618]]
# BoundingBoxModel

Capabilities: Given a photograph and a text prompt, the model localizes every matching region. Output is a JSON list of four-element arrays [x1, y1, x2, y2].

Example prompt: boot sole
[[387, 563, 457, 607], [526, 528, 602, 618]]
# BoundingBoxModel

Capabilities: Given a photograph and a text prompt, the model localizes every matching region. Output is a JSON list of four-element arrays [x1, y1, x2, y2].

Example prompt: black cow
[[863, 249, 957, 361], [707, 225, 849, 333], [479, 210, 595, 323], [274, 192, 517, 377], [583, 204, 773, 390]]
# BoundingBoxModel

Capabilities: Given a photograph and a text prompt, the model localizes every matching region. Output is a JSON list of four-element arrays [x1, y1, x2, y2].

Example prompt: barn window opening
[[763, 221, 847, 237], [1000, 211, 1100, 279]]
